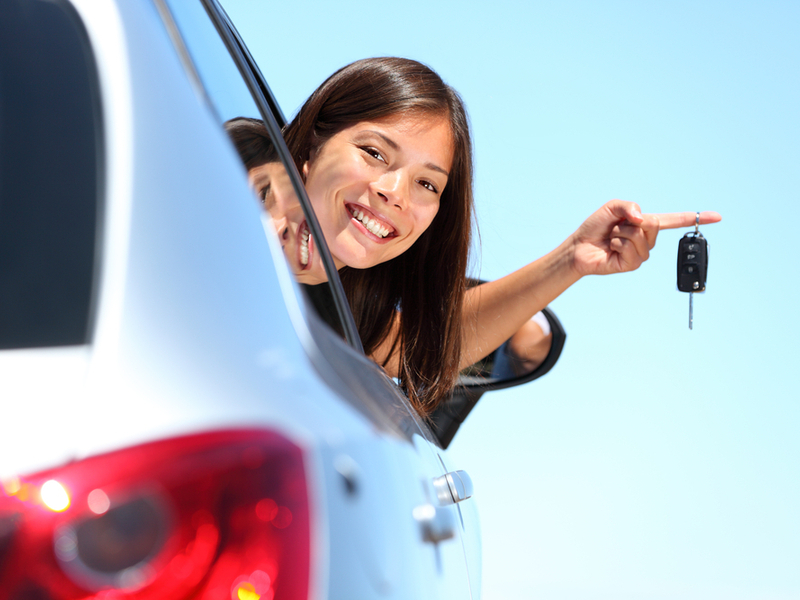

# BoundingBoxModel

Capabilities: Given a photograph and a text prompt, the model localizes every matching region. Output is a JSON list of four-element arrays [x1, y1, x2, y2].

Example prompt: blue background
[[225, 1, 799, 597]]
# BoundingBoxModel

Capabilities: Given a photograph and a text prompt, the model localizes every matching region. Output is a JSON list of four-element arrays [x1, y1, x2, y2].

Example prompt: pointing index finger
[[654, 211, 722, 231]]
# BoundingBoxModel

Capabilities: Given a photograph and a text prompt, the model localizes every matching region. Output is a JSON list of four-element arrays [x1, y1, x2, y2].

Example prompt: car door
[[154, 0, 480, 596]]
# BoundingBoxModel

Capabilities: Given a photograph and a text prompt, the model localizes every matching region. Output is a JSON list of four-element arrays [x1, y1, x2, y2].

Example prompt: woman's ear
[[302, 161, 309, 182]]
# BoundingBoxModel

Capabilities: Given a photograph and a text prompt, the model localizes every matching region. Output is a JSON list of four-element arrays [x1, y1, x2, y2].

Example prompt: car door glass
[[159, 0, 351, 335]]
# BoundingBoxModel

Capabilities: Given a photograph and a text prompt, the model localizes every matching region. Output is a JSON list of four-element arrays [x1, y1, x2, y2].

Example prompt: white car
[[0, 0, 564, 598]]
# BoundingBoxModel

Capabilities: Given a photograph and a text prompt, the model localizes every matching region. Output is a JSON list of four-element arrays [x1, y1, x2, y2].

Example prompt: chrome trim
[[433, 470, 474, 505]]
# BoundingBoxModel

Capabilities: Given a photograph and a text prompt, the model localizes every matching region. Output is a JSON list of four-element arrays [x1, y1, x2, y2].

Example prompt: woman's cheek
[[418, 202, 440, 234]]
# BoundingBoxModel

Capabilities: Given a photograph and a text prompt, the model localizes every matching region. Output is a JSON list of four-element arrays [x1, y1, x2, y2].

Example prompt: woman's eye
[[259, 184, 272, 204], [361, 147, 386, 163], [418, 180, 438, 194]]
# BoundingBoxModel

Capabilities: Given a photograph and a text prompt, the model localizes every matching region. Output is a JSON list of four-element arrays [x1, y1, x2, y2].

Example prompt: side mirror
[[430, 306, 566, 448]]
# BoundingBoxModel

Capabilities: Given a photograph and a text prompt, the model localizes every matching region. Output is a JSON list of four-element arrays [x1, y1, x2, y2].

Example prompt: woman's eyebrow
[[367, 130, 399, 150], [424, 162, 449, 178], [364, 130, 449, 178]]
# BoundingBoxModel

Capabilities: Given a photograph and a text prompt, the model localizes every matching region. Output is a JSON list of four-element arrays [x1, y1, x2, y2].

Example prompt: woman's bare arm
[[458, 201, 722, 370]]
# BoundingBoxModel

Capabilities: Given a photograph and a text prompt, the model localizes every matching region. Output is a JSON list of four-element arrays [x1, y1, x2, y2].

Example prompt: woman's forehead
[[349, 114, 454, 169], [370, 111, 451, 134]]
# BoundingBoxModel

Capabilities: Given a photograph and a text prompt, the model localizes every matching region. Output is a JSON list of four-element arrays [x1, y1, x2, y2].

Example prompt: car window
[[159, 0, 365, 347], [0, 0, 102, 350]]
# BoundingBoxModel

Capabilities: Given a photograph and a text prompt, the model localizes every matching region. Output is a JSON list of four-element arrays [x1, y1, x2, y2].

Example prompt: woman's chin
[[295, 269, 328, 285], [329, 242, 392, 271]]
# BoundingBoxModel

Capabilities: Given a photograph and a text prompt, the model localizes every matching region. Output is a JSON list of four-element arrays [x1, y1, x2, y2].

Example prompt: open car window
[[157, 0, 361, 348]]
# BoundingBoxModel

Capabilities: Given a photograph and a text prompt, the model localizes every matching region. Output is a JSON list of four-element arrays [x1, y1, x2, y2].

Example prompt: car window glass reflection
[[223, 117, 328, 285]]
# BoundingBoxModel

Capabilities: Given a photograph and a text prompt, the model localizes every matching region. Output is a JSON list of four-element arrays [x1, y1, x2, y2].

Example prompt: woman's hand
[[569, 200, 722, 277]]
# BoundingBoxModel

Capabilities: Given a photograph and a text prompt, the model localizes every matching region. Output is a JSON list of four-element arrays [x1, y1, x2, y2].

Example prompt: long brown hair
[[284, 57, 474, 414]]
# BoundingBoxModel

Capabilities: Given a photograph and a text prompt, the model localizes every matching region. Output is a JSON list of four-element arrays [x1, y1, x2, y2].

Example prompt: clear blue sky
[[224, 1, 799, 597]]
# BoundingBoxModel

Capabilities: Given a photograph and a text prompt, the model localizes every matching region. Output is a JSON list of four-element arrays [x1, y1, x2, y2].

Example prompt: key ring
[[695, 211, 700, 234]]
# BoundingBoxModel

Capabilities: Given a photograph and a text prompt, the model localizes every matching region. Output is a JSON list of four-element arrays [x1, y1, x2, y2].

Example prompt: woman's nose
[[270, 214, 290, 248], [372, 171, 407, 209]]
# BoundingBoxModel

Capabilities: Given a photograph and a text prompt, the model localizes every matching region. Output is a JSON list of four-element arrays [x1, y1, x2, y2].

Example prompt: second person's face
[[302, 113, 454, 271]]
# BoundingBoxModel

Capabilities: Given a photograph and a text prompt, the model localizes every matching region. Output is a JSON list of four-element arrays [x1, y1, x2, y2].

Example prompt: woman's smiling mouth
[[298, 220, 312, 268], [347, 204, 397, 240]]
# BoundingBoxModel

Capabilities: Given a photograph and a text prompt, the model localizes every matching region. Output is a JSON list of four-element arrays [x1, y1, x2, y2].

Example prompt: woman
[[228, 59, 721, 414], [282, 58, 474, 413]]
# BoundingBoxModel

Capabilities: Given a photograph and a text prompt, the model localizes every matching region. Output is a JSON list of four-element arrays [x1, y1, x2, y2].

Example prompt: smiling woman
[[284, 57, 475, 412]]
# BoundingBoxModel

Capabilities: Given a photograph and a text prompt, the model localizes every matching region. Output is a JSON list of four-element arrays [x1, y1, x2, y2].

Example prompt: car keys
[[677, 213, 708, 329]]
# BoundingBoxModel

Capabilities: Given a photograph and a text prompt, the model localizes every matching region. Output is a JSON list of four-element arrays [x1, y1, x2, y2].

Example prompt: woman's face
[[249, 162, 327, 284], [302, 113, 454, 271]]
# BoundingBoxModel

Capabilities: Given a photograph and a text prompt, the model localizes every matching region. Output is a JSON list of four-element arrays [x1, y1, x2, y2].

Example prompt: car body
[[0, 0, 564, 598]]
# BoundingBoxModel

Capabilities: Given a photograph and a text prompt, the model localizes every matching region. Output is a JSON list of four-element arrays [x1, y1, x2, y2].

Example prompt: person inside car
[[225, 59, 721, 414]]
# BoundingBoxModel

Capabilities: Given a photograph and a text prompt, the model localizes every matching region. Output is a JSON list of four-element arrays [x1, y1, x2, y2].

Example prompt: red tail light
[[0, 429, 310, 600]]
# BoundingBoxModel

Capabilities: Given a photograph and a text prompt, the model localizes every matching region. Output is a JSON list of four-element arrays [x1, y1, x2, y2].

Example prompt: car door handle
[[413, 503, 456, 544], [433, 470, 473, 505]]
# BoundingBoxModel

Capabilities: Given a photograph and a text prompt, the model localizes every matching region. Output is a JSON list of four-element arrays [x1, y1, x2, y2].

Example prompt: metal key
[[677, 213, 709, 330]]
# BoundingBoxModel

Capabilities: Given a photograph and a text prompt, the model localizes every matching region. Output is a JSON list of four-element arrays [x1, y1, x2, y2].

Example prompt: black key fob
[[677, 232, 708, 292]]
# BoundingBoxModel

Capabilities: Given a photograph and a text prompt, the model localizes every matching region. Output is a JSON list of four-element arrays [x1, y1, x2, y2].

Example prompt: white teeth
[[300, 230, 310, 266], [351, 208, 391, 238]]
